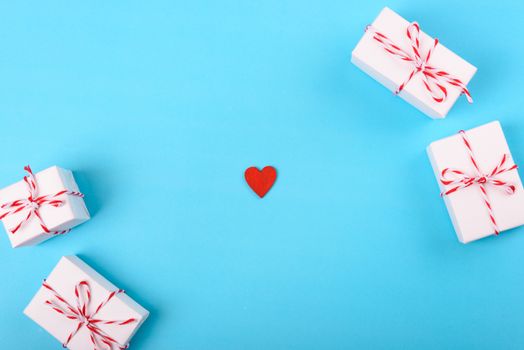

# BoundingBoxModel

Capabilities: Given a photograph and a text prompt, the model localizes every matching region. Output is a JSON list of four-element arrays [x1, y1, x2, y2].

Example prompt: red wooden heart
[[244, 166, 277, 198]]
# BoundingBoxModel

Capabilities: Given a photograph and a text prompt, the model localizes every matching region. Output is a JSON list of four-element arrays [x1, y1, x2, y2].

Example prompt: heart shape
[[244, 166, 277, 198]]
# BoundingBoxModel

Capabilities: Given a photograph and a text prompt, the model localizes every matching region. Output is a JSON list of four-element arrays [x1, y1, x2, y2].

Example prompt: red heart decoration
[[244, 166, 277, 198]]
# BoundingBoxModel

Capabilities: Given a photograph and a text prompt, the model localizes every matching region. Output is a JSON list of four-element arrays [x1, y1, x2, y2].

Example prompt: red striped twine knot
[[440, 130, 518, 235], [43, 280, 137, 350], [366, 22, 472, 103], [0, 166, 84, 235]]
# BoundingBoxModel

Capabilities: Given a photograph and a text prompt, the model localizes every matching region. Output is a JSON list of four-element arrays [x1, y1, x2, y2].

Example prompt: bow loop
[[23, 165, 38, 200], [440, 168, 472, 192], [405, 22, 422, 61]]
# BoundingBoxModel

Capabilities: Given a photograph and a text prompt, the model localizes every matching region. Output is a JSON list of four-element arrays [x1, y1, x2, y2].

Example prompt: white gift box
[[0, 166, 90, 248], [351, 7, 477, 119], [427, 121, 524, 243], [24, 256, 149, 350]]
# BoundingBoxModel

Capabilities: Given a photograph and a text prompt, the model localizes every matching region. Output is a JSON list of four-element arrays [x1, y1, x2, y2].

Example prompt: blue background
[[1, 1, 524, 349]]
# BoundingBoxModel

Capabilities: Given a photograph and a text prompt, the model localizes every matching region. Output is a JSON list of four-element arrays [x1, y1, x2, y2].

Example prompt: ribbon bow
[[367, 22, 472, 103], [440, 130, 518, 235], [43, 280, 137, 350], [0, 166, 83, 235]]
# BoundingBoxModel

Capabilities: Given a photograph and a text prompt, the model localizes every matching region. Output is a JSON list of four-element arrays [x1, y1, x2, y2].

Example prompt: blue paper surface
[[1, 1, 524, 349]]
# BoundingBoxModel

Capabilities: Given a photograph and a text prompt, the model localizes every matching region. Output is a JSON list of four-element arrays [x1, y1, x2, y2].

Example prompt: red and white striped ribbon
[[0, 166, 84, 235], [440, 130, 518, 235], [366, 22, 472, 103], [43, 280, 137, 350]]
